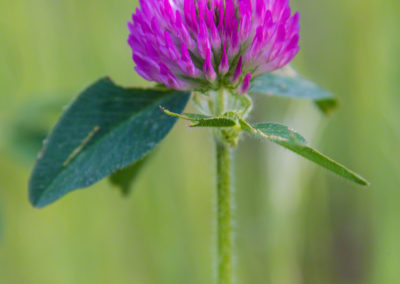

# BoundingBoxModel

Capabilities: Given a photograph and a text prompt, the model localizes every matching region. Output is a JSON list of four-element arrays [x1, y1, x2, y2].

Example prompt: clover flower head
[[128, 0, 300, 93]]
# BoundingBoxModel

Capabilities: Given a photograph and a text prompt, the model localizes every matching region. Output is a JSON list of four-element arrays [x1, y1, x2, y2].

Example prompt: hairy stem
[[214, 88, 234, 284], [215, 140, 233, 284]]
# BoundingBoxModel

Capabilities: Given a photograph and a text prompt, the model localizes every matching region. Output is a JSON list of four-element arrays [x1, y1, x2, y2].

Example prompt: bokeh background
[[0, 0, 399, 283]]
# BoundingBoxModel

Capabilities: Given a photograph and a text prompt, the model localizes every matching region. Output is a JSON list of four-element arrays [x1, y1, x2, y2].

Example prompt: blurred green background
[[0, 0, 398, 283]]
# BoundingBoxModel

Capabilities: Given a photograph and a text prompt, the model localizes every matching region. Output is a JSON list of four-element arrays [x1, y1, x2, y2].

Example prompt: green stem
[[215, 140, 233, 284], [216, 89, 226, 116], [214, 88, 234, 284]]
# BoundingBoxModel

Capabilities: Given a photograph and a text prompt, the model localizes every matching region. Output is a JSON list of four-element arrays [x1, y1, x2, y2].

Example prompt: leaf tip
[[316, 98, 339, 115], [28, 189, 48, 209], [358, 177, 370, 187], [160, 106, 180, 118], [104, 76, 114, 83], [344, 170, 370, 186]]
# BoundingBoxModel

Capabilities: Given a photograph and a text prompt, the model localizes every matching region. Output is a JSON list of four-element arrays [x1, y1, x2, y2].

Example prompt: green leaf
[[162, 108, 237, 128], [109, 153, 152, 196], [250, 67, 338, 114], [241, 119, 368, 186], [29, 78, 190, 208]]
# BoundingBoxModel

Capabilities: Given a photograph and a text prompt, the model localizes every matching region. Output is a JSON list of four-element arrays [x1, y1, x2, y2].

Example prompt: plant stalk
[[215, 140, 233, 284], [214, 88, 234, 284]]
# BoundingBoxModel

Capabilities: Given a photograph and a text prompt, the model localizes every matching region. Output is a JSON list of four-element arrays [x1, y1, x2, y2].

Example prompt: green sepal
[[239, 117, 369, 186], [250, 67, 338, 114], [192, 91, 253, 118]]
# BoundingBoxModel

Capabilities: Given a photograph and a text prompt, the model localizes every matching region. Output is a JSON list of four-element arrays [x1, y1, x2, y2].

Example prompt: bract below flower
[[128, 0, 300, 93]]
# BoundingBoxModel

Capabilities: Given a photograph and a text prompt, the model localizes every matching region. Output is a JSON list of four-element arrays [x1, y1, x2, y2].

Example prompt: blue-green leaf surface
[[250, 68, 337, 114], [244, 121, 368, 185], [29, 78, 190, 207]]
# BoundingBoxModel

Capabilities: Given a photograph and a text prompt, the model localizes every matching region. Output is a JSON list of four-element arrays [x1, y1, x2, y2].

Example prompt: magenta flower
[[128, 0, 300, 94]]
